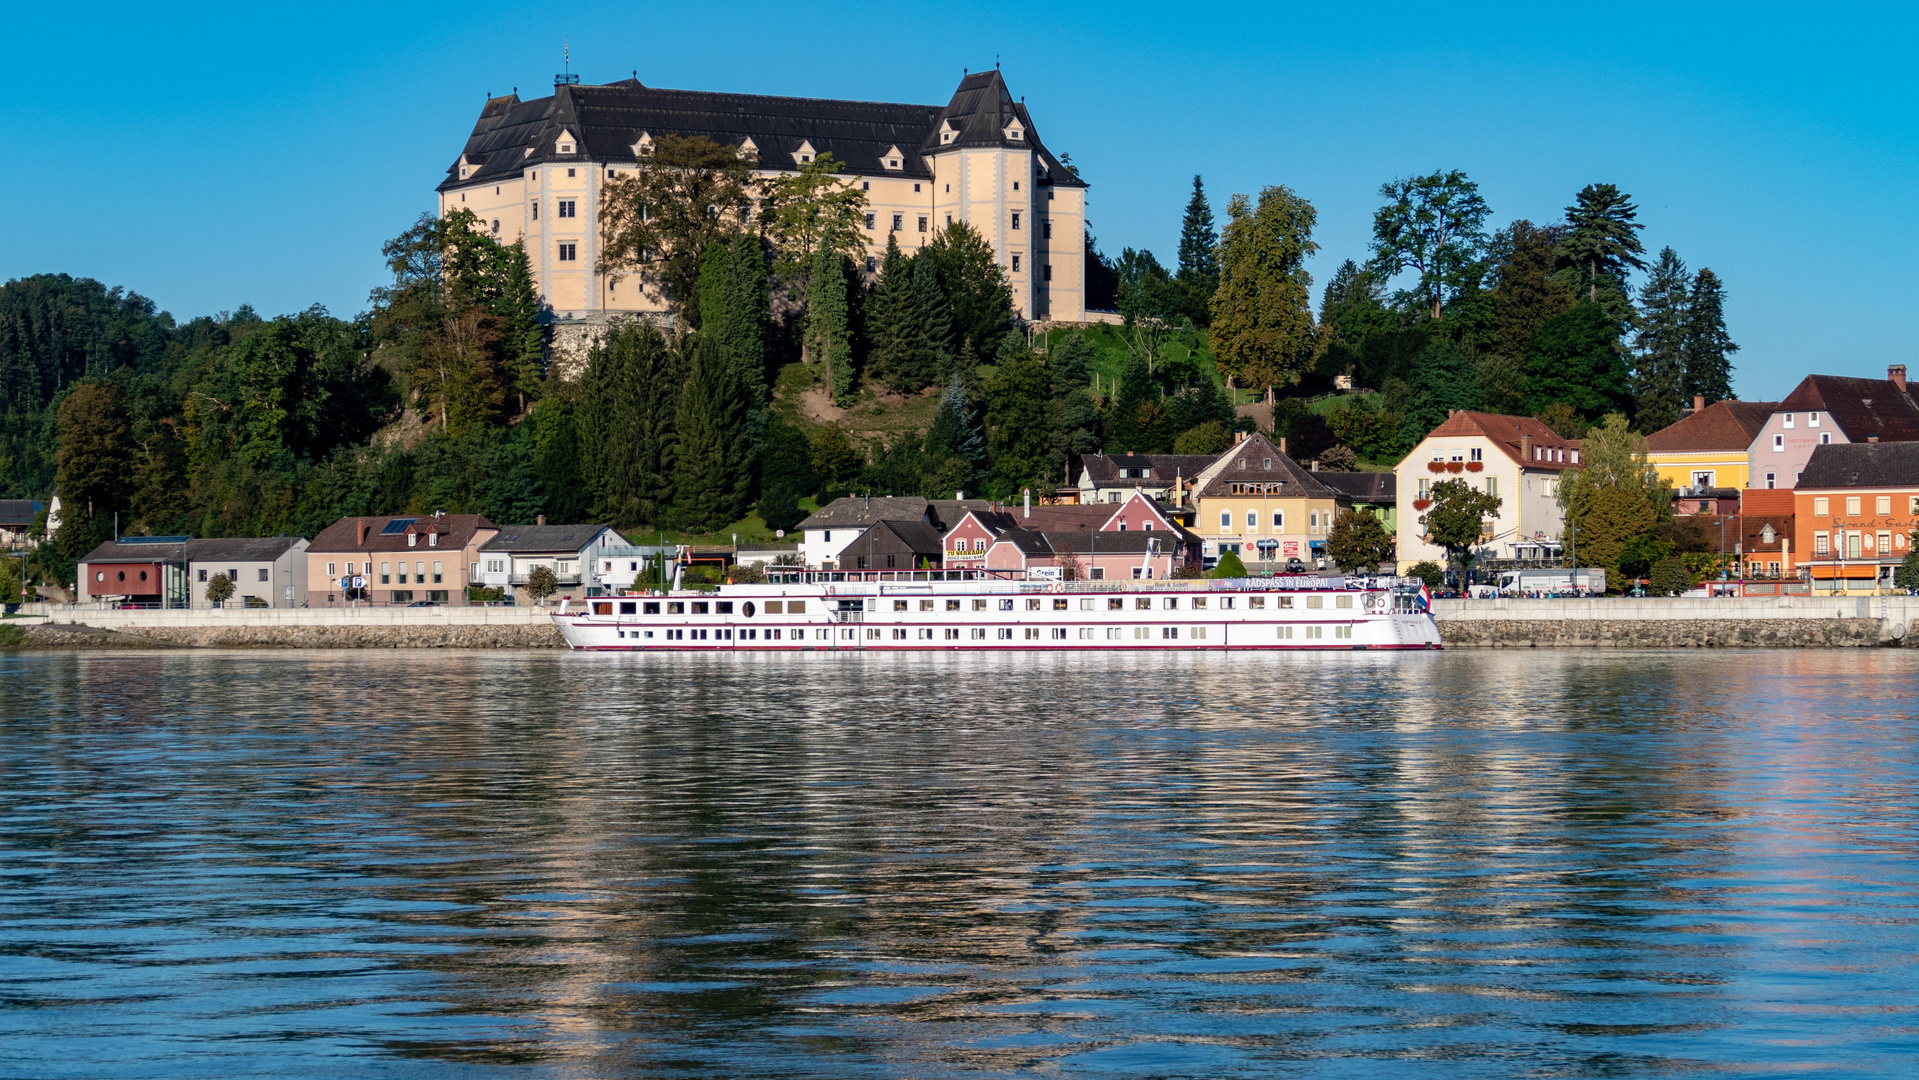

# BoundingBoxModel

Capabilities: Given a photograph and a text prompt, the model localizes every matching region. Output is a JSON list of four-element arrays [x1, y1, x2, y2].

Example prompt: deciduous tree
[[598, 135, 754, 315], [805, 247, 856, 405], [1211, 186, 1319, 394], [758, 152, 870, 300], [1420, 477, 1502, 575], [1327, 508, 1394, 572], [1367, 170, 1491, 320]]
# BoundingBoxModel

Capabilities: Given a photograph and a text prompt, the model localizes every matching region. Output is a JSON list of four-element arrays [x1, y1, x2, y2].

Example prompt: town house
[[1644, 395, 1777, 494], [478, 520, 630, 604], [186, 536, 309, 608], [305, 513, 498, 606], [1793, 442, 1919, 593], [1745, 367, 1919, 490], [1394, 412, 1582, 566], [1194, 434, 1346, 566]]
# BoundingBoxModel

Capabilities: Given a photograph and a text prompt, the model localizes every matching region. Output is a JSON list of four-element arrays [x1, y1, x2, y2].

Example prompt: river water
[[2, 649, 1917, 1078]]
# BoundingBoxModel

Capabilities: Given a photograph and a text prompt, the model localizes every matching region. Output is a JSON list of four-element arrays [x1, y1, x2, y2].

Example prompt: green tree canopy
[[597, 135, 754, 315], [1212, 548, 1248, 578], [805, 247, 856, 405], [1559, 183, 1647, 303], [1682, 267, 1737, 404], [921, 222, 1012, 359], [1420, 477, 1502, 571], [672, 335, 753, 531], [1524, 302, 1633, 420], [577, 322, 683, 526], [1211, 185, 1319, 393], [1327, 508, 1394, 572], [1367, 170, 1491, 319], [757, 152, 870, 300], [1633, 247, 1692, 431]]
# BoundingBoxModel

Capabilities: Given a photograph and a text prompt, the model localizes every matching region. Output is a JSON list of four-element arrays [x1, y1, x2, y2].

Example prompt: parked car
[[405, 600, 440, 607]]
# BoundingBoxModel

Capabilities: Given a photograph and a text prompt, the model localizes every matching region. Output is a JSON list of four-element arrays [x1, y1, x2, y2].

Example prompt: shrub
[[1316, 445, 1357, 471], [1212, 549, 1248, 578], [205, 573, 234, 604], [729, 564, 766, 584], [0, 624, 28, 649], [1405, 561, 1445, 591], [1649, 556, 1692, 597]]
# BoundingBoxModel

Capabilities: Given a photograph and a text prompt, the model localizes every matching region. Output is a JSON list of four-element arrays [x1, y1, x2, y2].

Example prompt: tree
[[524, 564, 558, 606], [924, 375, 984, 465], [56, 382, 136, 521], [1649, 556, 1692, 597], [984, 345, 1055, 494], [1175, 175, 1219, 320], [205, 572, 234, 605], [597, 135, 755, 315], [1682, 268, 1737, 404], [1488, 220, 1574, 391], [1389, 337, 1483, 450], [496, 241, 546, 414], [0, 559, 21, 606], [1405, 560, 1444, 591], [1896, 533, 1919, 593], [1633, 247, 1692, 432], [805, 247, 856, 405], [1172, 421, 1230, 455], [672, 335, 753, 531], [1420, 477, 1502, 576], [577, 322, 682, 526], [1367, 170, 1491, 320], [1211, 185, 1319, 393], [757, 152, 870, 299], [921, 222, 1013, 359], [1525, 303, 1634, 420], [698, 236, 771, 405], [1327, 508, 1394, 572], [866, 237, 952, 394], [1115, 247, 1183, 327], [1211, 548, 1248, 578], [808, 423, 865, 498], [1559, 183, 1646, 303], [1557, 412, 1672, 579]]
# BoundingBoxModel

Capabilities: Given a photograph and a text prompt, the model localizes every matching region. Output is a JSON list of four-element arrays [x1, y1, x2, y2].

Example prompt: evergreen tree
[[55, 382, 137, 524], [908, 254, 955, 385], [1390, 339, 1483, 449], [1525, 303, 1634, 420], [984, 347, 1054, 494], [494, 241, 545, 415], [923, 375, 984, 464], [922, 221, 1013, 357], [1490, 221, 1574, 365], [525, 397, 585, 522], [806, 246, 856, 406], [1107, 347, 1155, 451], [862, 234, 910, 391], [1682, 267, 1737, 404], [1633, 247, 1691, 432], [1559, 183, 1647, 303], [672, 334, 752, 531], [721, 230, 770, 404], [577, 322, 682, 526], [1175, 175, 1219, 309]]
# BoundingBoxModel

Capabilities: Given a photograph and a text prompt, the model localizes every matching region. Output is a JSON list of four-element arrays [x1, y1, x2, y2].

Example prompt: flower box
[[1412, 498, 1433, 510], [1426, 461, 1447, 473], [1445, 461, 1465, 473], [1465, 461, 1484, 472]]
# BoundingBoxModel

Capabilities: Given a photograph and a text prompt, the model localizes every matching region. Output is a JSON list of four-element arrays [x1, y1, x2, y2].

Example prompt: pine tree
[[806, 246, 856, 405], [908, 254, 955, 387], [1682, 267, 1737, 404], [672, 334, 751, 531], [1632, 247, 1691, 432], [863, 234, 912, 392], [1176, 175, 1218, 323], [721, 230, 770, 405], [1559, 183, 1647, 303], [923, 375, 984, 464], [494, 241, 546, 415], [577, 322, 682, 526]]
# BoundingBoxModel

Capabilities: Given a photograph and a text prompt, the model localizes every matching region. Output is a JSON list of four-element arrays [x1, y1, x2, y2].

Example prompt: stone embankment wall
[[23, 606, 566, 649], [1434, 596, 1919, 648]]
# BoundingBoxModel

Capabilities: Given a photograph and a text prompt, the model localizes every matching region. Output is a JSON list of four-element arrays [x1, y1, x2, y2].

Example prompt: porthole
[[116, 571, 125, 582], [742, 601, 756, 618], [95, 571, 104, 582]]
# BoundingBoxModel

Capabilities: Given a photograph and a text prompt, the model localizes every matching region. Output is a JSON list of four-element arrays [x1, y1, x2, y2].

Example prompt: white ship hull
[[550, 574, 1441, 652]]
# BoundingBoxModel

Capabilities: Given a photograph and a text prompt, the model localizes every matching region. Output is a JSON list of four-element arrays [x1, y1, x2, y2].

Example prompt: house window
[[327, 563, 336, 577], [558, 200, 576, 218], [1820, 432, 1832, 444], [1846, 496, 1862, 516], [1273, 511, 1284, 529], [1011, 212, 1021, 230], [1815, 532, 1829, 555], [892, 214, 903, 231], [1043, 221, 1052, 239], [433, 561, 443, 583], [1044, 264, 1052, 281], [1486, 477, 1497, 498], [1765, 471, 1777, 489], [1784, 413, 1795, 428], [531, 202, 538, 220], [973, 538, 984, 551], [558, 242, 577, 261], [380, 562, 391, 584], [918, 216, 928, 233], [865, 213, 875, 230], [1809, 412, 1821, 427], [258, 568, 270, 582], [1470, 447, 1482, 461], [1417, 479, 1430, 499], [1878, 496, 1893, 515], [1246, 510, 1258, 529], [1220, 511, 1232, 532], [197, 569, 207, 581], [1772, 434, 1784, 451]]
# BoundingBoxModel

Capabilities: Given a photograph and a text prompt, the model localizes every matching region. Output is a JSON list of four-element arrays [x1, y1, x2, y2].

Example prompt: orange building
[[1792, 442, 1919, 593]]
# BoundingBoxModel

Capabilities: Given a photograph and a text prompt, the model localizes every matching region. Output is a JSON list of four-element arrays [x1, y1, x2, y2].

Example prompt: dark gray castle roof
[[441, 70, 1086, 192]]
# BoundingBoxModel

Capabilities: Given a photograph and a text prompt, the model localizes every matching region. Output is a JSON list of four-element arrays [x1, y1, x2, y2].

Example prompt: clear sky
[[3, 1, 1912, 400]]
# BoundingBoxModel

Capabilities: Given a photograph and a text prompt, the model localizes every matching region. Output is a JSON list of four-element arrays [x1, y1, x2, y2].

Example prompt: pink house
[[983, 528, 1188, 580], [947, 491, 1194, 569]]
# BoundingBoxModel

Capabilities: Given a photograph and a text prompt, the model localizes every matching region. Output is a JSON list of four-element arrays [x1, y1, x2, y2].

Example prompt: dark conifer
[[672, 334, 751, 530], [577, 322, 682, 526], [1632, 248, 1691, 432], [1682, 268, 1737, 404]]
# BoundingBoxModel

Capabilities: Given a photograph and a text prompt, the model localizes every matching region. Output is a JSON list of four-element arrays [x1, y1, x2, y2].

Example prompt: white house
[[1394, 412, 1583, 566], [188, 536, 310, 608], [478, 521, 628, 604]]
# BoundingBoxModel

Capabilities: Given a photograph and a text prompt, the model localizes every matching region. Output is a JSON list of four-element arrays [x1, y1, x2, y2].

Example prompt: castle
[[438, 69, 1090, 339]]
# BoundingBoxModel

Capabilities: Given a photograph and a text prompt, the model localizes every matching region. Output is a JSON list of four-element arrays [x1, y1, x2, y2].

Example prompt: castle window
[[1011, 254, 1021, 272], [1013, 181, 1020, 190], [1043, 221, 1052, 239], [558, 200, 576, 218], [918, 216, 928, 233], [862, 181, 869, 190], [560, 143, 573, 154], [1044, 264, 1052, 281], [864, 212, 875, 230], [800, 155, 811, 163], [892, 213, 903, 231], [914, 183, 921, 192], [531, 202, 539, 219], [887, 158, 899, 168], [865, 256, 877, 273], [607, 169, 615, 178], [945, 214, 953, 226], [567, 168, 575, 177], [558, 242, 577, 261], [1011, 212, 1021, 230], [491, 220, 499, 234]]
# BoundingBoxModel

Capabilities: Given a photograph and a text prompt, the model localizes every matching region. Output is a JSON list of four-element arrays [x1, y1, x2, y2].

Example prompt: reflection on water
[[2, 650, 1917, 1078]]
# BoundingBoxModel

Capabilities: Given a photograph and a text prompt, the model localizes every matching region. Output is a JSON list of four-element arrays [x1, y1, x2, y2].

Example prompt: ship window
[[1192, 597, 1207, 609], [644, 602, 661, 614], [1026, 598, 1042, 610], [1109, 598, 1124, 610], [894, 599, 909, 612], [1135, 597, 1151, 610], [921, 599, 935, 611], [1306, 596, 1323, 609], [1337, 595, 1353, 608], [715, 602, 733, 614], [999, 599, 1014, 611], [1278, 596, 1293, 608], [667, 601, 684, 614], [691, 601, 709, 614], [619, 602, 637, 615], [946, 599, 961, 611], [974, 599, 988, 610]]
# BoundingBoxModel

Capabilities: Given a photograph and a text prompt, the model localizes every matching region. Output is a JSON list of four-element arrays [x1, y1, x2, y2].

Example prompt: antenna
[[555, 38, 579, 86]]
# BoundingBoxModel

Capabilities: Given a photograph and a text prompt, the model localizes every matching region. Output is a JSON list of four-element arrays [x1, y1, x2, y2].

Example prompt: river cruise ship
[[551, 570, 1440, 651]]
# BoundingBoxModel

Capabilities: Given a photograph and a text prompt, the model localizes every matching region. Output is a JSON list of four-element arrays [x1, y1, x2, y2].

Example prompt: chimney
[[1892, 365, 1908, 393], [1521, 433, 1533, 461], [1310, 459, 1319, 471], [1278, 437, 1287, 455], [1867, 435, 1881, 443], [955, 490, 964, 500], [1023, 488, 1031, 518], [356, 518, 368, 546], [1694, 395, 1706, 413], [537, 514, 546, 526]]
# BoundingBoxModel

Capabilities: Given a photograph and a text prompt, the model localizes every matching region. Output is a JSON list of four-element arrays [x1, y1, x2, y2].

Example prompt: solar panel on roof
[[380, 518, 417, 535]]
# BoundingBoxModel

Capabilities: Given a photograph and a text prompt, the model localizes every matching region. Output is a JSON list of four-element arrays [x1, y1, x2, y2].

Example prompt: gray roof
[[1196, 434, 1341, 500], [480, 524, 618, 553], [833, 519, 947, 559], [1797, 442, 1919, 489], [185, 536, 306, 562], [78, 537, 192, 564], [441, 69, 1084, 194], [1081, 452, 1220, 486], [0, 499, 43, 526], [1315, 471, 1396, 504], [798, 496, 997, 532]]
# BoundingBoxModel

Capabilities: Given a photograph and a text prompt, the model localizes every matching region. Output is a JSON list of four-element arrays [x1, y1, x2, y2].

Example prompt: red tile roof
[[1778, 375, 1919, 443], [1421, 412, 1583, 470], [1644, 400, 1778, 453]]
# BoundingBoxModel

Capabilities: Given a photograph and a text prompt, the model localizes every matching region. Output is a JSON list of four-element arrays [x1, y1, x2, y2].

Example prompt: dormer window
[[1005, 124, 1023, 141], [792, 140, 817, 166], [938, 120, 957, 145], [631, 133, 655, 158]]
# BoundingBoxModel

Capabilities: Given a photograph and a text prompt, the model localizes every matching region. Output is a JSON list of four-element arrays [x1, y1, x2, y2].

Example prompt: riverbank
[[5, 595, 1917, 649]]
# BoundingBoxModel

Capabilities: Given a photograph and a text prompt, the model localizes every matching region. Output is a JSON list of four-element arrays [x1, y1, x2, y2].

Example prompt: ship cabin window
[[1081, 598, 1096, 610], [1026, 598, 1042, 610], [1192, 597, 1207, 609], [947, 599, 962, 611], [1219, 597, 1233, 609], [692, 601, 710, 614], [1306, 596, 1323, 609], [1109, 598, 1125, 610], [920, 599, 935, 611], [1163, 597, 1179, 610], [1135, 597, 1152, 610], [763, 601, 783, 614], [667, 601, 685, 614], [619, 602, 637, 615], [789, 601, 805, 613], [1247, 596, 1264, 610], [1000, 599, 1015, 611], [1278, 596, 1293, 608], [974, 599, 988, 610], [643, 602, 661, 614], [894, 600, 909, 612], [715, 602, 733, 614], [1336, 595, 1353, 609], [1053, 598, 1069, 610]]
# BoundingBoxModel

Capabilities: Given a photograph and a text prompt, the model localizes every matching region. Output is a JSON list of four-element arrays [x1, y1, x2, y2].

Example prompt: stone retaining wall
[[1439, 618, 1901, 649]]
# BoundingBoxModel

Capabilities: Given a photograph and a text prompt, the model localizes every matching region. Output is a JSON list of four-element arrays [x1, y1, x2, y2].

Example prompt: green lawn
[[621, 508, 798, 548]]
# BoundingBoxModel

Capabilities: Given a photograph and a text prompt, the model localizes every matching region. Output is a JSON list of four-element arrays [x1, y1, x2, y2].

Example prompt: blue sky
[[3, 1, 1912, 400]]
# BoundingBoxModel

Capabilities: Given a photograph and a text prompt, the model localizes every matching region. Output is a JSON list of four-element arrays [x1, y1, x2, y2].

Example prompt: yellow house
[[437, 70, 1087, 343], [1643, 396, 1777, 493], [1193, 434, 1347, 567]]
